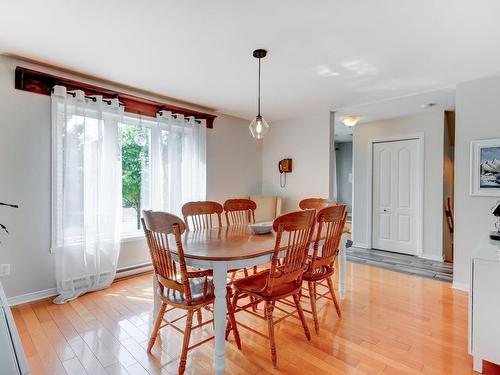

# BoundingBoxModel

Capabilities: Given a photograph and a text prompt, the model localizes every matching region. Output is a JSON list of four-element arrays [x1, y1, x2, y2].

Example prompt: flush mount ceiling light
[[341, 115, 362, 127], [249, 49, 270, 139]]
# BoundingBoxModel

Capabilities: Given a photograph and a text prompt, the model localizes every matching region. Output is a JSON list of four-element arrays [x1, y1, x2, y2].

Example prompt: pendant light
[[249, 49, 270, 139]]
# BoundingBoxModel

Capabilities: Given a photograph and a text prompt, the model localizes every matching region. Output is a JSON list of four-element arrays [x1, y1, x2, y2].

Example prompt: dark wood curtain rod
[[15, 66, 216, 128]]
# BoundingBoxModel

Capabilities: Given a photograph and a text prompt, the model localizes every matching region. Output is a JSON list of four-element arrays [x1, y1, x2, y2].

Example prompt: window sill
[[121, 233, 145, 243]]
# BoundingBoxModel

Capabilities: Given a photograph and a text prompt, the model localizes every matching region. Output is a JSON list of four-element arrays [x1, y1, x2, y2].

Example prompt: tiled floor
[[346, 246, 454, 282]]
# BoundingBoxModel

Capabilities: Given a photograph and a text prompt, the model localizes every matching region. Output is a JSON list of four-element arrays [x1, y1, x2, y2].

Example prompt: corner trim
[[452, 281, 469, 292]]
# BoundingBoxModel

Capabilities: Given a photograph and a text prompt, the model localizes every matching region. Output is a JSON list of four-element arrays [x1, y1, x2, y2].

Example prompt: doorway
[[372, 137, 423, 255]]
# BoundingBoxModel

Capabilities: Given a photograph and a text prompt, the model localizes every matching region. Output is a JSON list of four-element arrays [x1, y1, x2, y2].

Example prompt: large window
[[118, 114, 207, 238]]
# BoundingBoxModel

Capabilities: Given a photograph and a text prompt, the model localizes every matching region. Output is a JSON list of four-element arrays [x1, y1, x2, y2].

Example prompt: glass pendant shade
[[249, 115, 269, 139]]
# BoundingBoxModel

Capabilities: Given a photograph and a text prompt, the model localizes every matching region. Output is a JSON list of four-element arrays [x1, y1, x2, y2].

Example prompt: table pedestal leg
[[339, 233, 347, 299], [213, 263, 227, 375]]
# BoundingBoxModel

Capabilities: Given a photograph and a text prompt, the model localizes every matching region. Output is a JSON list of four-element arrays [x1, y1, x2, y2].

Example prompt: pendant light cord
[[258, 57, 261, 116]]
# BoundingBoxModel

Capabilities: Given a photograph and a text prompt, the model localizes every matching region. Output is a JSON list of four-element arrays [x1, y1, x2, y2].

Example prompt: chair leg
[[232, 290, 241, 310], [147, 302, 167, 353], [326, 277, 342, 318], [179, 310, 193, 375], [308, 281, 320, 335], [293, 293, 311, 341], [226, 293, 242, 350], [265, 301, 277, 368], [196, 308, 202, 325]]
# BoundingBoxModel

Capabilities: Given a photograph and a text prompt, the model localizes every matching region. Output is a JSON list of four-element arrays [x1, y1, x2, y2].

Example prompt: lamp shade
[[249, 115, 269, 139]]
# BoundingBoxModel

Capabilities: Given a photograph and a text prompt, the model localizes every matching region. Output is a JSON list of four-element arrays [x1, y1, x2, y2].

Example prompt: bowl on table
[[248, 222, 273, 235]]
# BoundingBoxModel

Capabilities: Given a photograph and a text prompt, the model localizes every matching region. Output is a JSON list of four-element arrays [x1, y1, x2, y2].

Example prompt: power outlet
[[0, 264, 10, 276]]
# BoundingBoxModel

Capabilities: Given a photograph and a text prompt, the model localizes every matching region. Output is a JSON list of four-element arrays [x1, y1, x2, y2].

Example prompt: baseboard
[[7, 262, 154, 306], [115, 262, 153, 279], [351, 242, 369, 249], [420, 254, 444, 262], [8, 287, 58, 306], [452, 281, 469, 292]]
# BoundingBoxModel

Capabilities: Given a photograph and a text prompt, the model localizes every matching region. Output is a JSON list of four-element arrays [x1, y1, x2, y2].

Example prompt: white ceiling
[[1, 1, 500, 125]]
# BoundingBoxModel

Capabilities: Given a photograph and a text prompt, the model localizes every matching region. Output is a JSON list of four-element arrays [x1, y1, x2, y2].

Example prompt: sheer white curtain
[[51, 85, 123, 304], [153, 111, 206, 216]]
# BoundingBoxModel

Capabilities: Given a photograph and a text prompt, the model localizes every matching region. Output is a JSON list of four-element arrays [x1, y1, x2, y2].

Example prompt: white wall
[[261, 112, 330, 212], [0, 56, 262, 300], [352, 111, 445, 260], [207, 114, 262, 203], [454, 76, 500, 289], [335, 142, 353, 212]]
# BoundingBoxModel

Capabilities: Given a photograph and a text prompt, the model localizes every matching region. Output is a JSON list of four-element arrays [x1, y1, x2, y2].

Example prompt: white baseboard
[[7, 262, 154, 306], [8, 287, 58, 306], [351, 242, 369, 249], [420, 254, 444, 262], [115, 262, 153, 279], [452, 281, 469, 292]]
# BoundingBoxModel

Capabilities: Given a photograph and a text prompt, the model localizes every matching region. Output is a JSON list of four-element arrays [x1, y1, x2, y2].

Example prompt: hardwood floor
[[12, 262, 500, 375]]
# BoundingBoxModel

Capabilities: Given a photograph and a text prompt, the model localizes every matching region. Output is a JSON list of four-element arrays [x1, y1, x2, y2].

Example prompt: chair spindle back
[[299, 198, 336, 211], [142, 210, 193, 304], [182, 201, 223, 231], [309, 205, 347, 273], [265, 210, 316, 293], [223, 199, 257, 226]]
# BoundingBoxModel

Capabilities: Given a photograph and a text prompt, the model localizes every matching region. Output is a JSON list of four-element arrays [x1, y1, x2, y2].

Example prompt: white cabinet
[[469, 241, 500, 373], [0, 283, 29, 375]]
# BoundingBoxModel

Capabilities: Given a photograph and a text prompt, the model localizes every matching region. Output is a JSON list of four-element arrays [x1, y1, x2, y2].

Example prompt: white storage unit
[[0, 283, 29, 375], [469, 240, 500, 373]]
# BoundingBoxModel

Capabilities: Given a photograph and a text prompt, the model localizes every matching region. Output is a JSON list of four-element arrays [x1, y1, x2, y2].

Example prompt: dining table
[[155, 224, 348, 374]]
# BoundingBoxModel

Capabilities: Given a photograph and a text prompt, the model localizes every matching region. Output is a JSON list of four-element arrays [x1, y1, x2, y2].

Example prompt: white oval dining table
[[154, 225, 348, 374]]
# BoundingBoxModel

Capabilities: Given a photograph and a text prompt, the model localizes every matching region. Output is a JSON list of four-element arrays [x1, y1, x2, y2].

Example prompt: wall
[[207, 114, 262, 203], [261, 112, 331, 212], [352, 110, 445, 260], [0, 55, 262, 300], [454, 76, 500, 290], [335, 142, 353, 212]]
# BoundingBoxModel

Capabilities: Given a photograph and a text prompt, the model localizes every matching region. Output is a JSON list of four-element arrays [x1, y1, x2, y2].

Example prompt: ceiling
[[1, 1, 500, 126]]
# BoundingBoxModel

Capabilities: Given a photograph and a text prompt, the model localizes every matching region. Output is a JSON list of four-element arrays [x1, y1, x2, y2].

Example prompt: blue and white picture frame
[[470, 138, 500, 196]]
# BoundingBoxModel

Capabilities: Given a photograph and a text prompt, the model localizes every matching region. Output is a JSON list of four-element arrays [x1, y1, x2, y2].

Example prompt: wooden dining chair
[[302, 204, 347, 334], [232, 210, 316, 368], [141, 210, 241, 375], [223, 198, 257, 226], [182, 201, 223, 231], [299, 197, 336, 211], [224, 198, 258, 278]]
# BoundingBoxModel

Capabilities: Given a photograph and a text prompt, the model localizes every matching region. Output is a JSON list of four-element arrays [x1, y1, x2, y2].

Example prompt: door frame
[[366, 133, 425, 256]]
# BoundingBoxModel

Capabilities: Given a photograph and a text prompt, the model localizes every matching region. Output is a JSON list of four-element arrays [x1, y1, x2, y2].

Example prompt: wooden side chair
[[232, 210, 316, 368], [223, 198, 257, 226], [303, 204, 347, 334], [299, 197, 336, 211], [141, 210, 241, 375], [224, 198, 258, 278], [182, 201, 223, 231]]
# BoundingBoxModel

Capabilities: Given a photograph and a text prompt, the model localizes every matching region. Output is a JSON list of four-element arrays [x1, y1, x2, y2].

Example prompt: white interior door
[[372, 139, 421, 255]]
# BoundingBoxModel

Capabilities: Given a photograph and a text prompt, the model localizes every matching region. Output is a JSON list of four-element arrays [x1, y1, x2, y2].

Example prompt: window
[[118, 113, 207, 238], [120, 118, 151, 236], [51, 89, 207, 248]]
